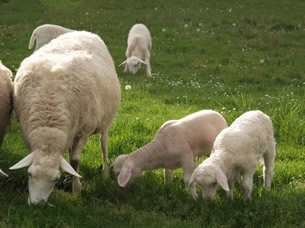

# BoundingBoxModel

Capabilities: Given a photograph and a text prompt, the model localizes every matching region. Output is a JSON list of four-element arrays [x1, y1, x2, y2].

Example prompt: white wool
[[28, 24, 73, 51], [0, 61, 13, 177], [189, 110, 276, 201], [111, 110, 227, 196], [11, 31, 121, 204], [120, 24, 152, 77]]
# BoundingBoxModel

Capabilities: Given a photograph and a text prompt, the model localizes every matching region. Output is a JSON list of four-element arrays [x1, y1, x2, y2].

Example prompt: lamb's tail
[[28, 29, 36, 49]]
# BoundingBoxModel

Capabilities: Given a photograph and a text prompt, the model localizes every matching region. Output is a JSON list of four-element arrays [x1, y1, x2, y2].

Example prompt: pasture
[[0, 0, 304, 226]]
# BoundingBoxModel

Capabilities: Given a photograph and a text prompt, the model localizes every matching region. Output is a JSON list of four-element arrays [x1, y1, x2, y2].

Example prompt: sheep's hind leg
[[263, 142, 276, 190], [100, 129, 109, 177], [69, 136, 88, 195], [164, 169, 174, 183]]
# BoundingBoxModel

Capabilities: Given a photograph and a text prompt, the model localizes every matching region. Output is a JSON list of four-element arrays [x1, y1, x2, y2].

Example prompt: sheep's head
[[120, 56, 147, 75], [189, 164, 229, 202], [9, 151, 81, 205], [110, 154, 141, 188]]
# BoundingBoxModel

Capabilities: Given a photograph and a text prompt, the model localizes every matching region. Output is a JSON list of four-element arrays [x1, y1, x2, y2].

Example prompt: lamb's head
[[110, 154, 141, 188], [10, 151, 81, 205], [189, 164, 229, 202], [120, 56, 147, 75]]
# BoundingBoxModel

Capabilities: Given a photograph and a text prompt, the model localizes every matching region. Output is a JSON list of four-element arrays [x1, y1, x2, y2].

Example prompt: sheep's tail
[[28, 29, 36, 49]]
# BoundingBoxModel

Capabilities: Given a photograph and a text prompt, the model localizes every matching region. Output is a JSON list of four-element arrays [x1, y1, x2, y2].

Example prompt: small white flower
[[260, 59, 265, 64], [162, 28, 166, 32], [125, 85, 131, 90], [232, 23, 236, 27], [184, 24, 189, 28], [196, 28, 200, 32], [85, 12, 89, 16]]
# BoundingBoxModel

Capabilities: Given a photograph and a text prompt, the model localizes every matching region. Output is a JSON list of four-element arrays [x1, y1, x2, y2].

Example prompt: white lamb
[[111, 110, 227, 196], [0, 61, 13, 177], [189, 110, 276, 201], [28, 24, 73, 51], [10, 31, 121, 205], [119, 24, 152, 77]]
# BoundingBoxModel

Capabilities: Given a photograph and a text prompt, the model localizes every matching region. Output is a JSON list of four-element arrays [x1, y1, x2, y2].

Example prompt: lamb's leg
[[263, 142, 276, 190], [227, 180, 235, 199], [145, 56, 152, 77], [69, 137, 88, 195], [100, 129, 109, 177], [182, 159, 197, 198], [164, 169, 174, 183], [241, 171, 254, 199]]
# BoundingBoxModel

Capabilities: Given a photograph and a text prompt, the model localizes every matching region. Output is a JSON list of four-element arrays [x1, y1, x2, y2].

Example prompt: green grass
[[0, 0, 304, 226]]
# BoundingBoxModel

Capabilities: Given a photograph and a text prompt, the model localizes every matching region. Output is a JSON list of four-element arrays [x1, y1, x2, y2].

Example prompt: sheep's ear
[[60, 157, 81, 178], [216, 168, 229, 191], [138, 59, 148, 65], [118, 166, 132, 188], [0, 169, 8, 177], [119, 60, 127, 67], [9, 153, 34, 170]]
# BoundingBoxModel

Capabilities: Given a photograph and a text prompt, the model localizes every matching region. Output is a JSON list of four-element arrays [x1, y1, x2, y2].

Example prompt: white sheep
[[28, 24, 73, 51], [119, 24, 152, 77], [10, 31, 121, 205], [0, 61, 13, 177], [110, 110, 227, 196], [189, 110, 276, 201]]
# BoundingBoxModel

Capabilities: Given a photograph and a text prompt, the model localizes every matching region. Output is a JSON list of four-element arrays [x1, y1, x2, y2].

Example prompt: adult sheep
[[0, 61, 13, 177], [120, 24, 152, 77], [10, 31, 121, 205], [29, 24, 73, 51], [111, 110, 227, 197], [189, 110, 276, 201]]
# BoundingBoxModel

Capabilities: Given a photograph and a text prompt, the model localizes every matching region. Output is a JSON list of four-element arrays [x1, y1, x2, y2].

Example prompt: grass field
[[0, 0, 304, 227]]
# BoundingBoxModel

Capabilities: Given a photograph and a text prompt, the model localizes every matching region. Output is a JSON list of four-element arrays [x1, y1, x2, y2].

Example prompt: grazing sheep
[[111, 110, 227, 196], [28, 24, 73, 51], [119, 24, 152, 77], [10, 31, 121, 205], [189, 110, 276, 201], [0, 61, 13, 177]]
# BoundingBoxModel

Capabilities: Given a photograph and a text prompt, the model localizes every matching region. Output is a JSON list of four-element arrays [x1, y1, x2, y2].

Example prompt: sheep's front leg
[[227, 180, 235, 199], [100, 129, 109, 177], [164, 169, 174, 183], [182, 159, 197, 198], [241, 172, 254, 199], [69, 137, 88, 195], [124, 64, 128, 73]]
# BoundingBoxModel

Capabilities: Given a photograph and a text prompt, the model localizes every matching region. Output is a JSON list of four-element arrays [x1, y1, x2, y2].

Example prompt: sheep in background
[[10, 31, 121, 205], [111, 110, 227, 196], [189, 110, 276, 201], [120, 24, 152, 77], [28, 24, 73, 51], [0, 61, 13, 177]]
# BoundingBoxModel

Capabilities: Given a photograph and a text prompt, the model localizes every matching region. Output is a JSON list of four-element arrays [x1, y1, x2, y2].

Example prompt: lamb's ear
[[9, 153, 34, 170], [119, 60, 127, 67], [216, 168, 229, 191], [118, 166, 132, 188], [60, 157, 81, 178], [0, 169, 8, 177]]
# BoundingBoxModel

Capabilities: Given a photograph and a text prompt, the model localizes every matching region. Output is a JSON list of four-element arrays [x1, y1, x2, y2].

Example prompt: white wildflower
[[125, 85, 131, 90]]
